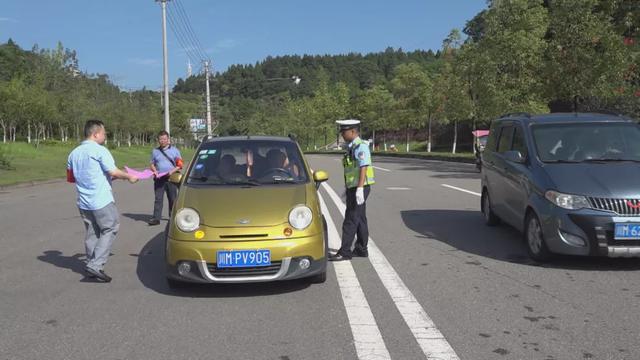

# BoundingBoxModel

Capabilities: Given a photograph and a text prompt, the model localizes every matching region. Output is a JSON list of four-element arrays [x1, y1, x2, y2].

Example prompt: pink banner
[[125, 166, 168, 180]]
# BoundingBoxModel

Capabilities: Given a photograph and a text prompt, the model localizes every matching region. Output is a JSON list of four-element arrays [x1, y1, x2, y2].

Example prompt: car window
[[512, 126, 528, 158], [532, 122, 640, 162], [187, 140, 308, 185], [497, 126, 514, 154]]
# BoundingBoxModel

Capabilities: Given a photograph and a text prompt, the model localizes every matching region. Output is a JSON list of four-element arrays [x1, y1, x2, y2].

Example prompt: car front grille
[[206, 261, 282, 277], [588, 197, 640, 216]]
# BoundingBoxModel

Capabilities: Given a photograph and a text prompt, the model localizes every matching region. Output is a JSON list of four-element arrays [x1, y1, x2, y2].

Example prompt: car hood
[[180, 184, 307, 227], [543, 163, 640, 198]]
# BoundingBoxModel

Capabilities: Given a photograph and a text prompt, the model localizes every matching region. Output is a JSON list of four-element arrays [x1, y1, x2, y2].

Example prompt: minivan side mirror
[[313, 170, 329, 190], [503, 150, 526, 164]]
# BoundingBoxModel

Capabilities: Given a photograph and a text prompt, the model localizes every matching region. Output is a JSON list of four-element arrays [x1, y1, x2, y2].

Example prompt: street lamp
[[264, 76, 302, 84]]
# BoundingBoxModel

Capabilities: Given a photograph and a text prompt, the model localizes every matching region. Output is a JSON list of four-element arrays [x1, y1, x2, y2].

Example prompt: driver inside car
[[264, 148, 299, 178]]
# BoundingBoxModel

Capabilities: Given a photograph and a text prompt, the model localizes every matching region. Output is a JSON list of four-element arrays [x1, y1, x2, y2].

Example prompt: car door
[[502, 124, 533, 230], [485, 123, 514, 220]]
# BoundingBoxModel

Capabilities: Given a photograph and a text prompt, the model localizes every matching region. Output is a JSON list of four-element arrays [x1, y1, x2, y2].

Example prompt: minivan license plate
[[614, 224, 640, 240], [216, 250, 271, 268]]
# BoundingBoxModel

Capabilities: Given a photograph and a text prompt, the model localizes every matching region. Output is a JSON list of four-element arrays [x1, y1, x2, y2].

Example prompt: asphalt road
[[1, 154, 639, 360]]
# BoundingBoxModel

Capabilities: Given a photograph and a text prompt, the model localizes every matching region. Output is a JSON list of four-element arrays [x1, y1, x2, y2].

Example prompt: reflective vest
[[343, 138, 375, 188]]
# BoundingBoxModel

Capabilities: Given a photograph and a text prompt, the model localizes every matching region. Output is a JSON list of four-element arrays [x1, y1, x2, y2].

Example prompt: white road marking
[[322, 182, 460, 360], [441, 184, 481, 197], [386, 187, 411, 191], [373, 166, 391, 172], [319, 196, 391, 360]]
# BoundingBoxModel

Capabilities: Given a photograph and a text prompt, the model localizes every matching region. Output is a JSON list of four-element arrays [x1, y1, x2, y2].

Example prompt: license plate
[[216, 250, 271, 268], [614, 224, 640, 240]]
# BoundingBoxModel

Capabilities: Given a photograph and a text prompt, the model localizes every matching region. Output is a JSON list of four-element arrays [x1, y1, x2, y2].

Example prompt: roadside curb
[[305, 151, 476, 164], [0, 178, 66, 191]]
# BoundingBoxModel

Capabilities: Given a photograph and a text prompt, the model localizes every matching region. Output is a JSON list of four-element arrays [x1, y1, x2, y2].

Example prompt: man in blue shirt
[[67, 119, 139, 282], [148, 130, 183, 226]]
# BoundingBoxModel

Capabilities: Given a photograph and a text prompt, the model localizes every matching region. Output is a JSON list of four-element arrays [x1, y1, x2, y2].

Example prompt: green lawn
[[0, 142, 195, 187]]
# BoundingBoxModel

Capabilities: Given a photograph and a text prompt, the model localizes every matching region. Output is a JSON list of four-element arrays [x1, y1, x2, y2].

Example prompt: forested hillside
[[1, 0, 638, 153]]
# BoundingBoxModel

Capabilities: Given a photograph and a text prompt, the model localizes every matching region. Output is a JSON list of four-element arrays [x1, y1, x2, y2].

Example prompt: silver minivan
[[481, 112, 640, 261]]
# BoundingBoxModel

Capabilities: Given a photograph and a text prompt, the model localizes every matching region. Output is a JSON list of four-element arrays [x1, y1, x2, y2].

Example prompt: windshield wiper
[[188, 176, 208, 182], [544, 159, 581, 163], [266, 177, 299, 184], [224, 179, 261, 186], [580, 158, 640, 163]]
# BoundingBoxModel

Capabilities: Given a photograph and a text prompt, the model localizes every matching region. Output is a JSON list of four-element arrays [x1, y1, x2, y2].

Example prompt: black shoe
[[85, 267, 112, 282], [328, 253, 352, 261], [352, 248, 369, 257], [148, 218, 161, 226]]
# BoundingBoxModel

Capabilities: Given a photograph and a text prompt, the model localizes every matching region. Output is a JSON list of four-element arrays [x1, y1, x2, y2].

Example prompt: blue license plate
[[614, 224, 640, 240], [216, 250, 271, 268]]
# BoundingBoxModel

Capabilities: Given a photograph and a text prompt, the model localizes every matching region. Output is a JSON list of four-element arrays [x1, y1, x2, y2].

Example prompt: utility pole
[[158, 0, 171, 134], [204, 60, 212, 135]]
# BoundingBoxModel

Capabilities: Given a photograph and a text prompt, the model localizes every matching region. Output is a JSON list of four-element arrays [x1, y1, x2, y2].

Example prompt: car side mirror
[[504, 150, 525, 164], [169, 172, 183, 186], [313, 170, 329, 189]]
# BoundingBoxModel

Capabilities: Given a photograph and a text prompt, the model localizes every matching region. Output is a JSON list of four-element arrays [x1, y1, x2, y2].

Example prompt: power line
[[166, 0, 208, 63], [166, 7, 200, 65], [173, 0, 210, 61]]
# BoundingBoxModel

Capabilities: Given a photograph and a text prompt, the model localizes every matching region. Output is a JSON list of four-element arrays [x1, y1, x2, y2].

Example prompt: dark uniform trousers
[[338, 185, 371, 256], [153, 176, 177, 220]]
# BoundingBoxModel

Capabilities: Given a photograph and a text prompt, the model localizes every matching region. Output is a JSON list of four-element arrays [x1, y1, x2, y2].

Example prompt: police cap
[[336, 119, 361, 131]]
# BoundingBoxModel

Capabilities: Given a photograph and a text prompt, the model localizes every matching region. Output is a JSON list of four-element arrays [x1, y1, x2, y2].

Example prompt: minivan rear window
[[532, 122, 640, 163]]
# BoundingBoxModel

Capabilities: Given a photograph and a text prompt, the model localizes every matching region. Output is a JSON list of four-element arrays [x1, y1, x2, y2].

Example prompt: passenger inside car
[[216, 154, 237, 177]]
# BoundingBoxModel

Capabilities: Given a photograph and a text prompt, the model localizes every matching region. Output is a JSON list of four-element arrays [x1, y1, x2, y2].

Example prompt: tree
[[545, 0, 630, 111], [391, 63, 431, 152], [354, 85, 397, 150]]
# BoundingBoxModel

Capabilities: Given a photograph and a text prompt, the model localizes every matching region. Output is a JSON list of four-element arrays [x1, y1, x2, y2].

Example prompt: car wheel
[[309, 271, 327, 284], [482, 190, 500, 226], [167, 278, 188, 289], [525, 213, 552, 262]]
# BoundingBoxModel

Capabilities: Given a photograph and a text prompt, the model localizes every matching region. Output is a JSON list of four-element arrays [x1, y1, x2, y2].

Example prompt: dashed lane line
[[322, 182, 460, 360], [441, 184, 481, 197]]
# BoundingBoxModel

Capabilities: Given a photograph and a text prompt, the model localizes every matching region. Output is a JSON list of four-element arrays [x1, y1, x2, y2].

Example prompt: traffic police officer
[[329, 119, 375, 261]]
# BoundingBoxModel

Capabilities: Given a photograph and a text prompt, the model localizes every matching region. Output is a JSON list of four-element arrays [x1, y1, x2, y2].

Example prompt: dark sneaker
[[85, 267, 112, 282], [352, 248, 369, 257], [328, 253, 352, 261], [148, 218, 161, 226]]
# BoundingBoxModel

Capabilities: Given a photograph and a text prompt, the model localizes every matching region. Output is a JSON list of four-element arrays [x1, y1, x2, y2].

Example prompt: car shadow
[[136, 231, 312, 297], [36, 250, 102, 282], [401, 209, 640, 271]]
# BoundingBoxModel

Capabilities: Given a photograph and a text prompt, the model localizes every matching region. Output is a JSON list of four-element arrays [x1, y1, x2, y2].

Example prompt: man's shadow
[[36, 250, 96, 282]]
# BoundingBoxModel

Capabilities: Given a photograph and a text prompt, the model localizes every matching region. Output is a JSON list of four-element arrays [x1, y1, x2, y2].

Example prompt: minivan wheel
[[482, 190, 500, 226], [525, 213, 551, 262]]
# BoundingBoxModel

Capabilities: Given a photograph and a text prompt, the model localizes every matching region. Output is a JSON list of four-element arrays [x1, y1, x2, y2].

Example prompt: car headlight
[[545, 190, 590, 210], [175, 208, 200, 232], [289, 205, 313, 230]]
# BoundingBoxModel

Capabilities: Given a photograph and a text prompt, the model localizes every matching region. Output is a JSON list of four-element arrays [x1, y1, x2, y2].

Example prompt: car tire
[[167, 278, 188, 289], [525, 212, 552, 262], [309, 271, 327, 284], [482, 190, 500, 226]]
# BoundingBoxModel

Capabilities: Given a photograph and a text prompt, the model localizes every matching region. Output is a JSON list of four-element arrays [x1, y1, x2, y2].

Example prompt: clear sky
[[0, 0, 487, 90]]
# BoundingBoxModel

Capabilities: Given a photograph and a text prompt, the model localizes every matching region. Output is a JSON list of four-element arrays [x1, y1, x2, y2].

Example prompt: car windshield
[[532, 122, 640, 163], [187, 140, 309, 185]]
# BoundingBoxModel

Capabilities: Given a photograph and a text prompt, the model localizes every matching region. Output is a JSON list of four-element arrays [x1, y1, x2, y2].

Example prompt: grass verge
[[0, 142, 195, 187]]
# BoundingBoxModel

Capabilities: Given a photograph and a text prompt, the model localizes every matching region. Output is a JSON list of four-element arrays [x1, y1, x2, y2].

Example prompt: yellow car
[[165, 135, 329, 287]]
